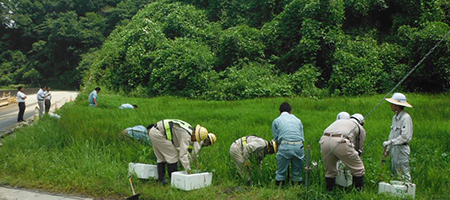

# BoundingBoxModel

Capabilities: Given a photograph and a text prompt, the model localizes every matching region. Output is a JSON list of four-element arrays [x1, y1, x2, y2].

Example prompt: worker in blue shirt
[[272, 102, 304, 186]]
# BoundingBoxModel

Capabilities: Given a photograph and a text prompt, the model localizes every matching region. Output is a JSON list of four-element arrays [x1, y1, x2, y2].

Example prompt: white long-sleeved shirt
[[44, 91, 51, 100], [388, 110, 413, 145], [119, 103, 134, 109], [37, 89, 46, 101], [17, 91, 27, 103]]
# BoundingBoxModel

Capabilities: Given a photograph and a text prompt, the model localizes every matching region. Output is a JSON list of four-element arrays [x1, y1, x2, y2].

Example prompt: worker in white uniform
[[229, 135, 277, 185], [17, 86, 27, 122], [36, 86, 48, 118], [383, 93, 413, 183], [320, 113, 366, 191], [148, 119, 209, 184], [119, 103, 137, 109]]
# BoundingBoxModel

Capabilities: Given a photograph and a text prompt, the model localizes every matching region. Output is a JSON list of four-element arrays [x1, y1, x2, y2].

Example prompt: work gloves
[[382, 140, 392, 147]]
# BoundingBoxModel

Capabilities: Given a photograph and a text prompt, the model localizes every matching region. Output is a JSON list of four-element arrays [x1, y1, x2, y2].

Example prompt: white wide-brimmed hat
[[385, 93, 412, 108]]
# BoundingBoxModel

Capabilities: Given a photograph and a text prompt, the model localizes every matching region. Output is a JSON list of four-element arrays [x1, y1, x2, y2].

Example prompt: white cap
[[385, 93, 412, 108], [336, 112, 350, 121]]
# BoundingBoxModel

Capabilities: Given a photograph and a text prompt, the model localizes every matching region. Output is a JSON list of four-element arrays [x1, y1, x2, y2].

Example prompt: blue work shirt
[[126, 125, 151, 145], [272, 112, 304, 143], [88, 90, 97, 106]]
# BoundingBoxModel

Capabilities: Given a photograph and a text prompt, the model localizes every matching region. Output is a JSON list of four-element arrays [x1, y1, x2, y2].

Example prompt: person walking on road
[[17, 86, 27, 122], [382, 93, 413, 183], [229, 135, 277, 185], [44, 86, 52, 114], [148, 119, 209, 184], [88, 87, 101, 107], [272, 102, 305, 187], [36, 86, 47, 118], [320, 113, 366, 191]]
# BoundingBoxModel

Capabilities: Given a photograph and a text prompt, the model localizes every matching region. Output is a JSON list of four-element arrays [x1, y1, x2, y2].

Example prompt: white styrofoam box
[[335, 161, 352, 187], [378, 181, 416, 199], [128, 163, 158, 179], [171, 171, 212, 191]]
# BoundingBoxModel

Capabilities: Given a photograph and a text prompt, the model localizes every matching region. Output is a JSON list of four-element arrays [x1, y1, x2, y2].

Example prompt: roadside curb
[[0, 186, 93, 200]]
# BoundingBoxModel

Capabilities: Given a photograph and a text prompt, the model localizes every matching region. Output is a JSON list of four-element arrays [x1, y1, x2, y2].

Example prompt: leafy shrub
[[202, 62, 294, 100], [216, 25, 265, 70]]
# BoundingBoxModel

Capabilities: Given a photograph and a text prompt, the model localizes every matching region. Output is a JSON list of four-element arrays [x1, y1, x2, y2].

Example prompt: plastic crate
[[128, 163, 158, 179], [378, 181, 416, 199], [171, 171, 212, 191]]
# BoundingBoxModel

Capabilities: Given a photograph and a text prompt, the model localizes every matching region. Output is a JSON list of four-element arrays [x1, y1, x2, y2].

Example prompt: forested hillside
[[1, 0, 450, 99], [0, 0, 150, 88]]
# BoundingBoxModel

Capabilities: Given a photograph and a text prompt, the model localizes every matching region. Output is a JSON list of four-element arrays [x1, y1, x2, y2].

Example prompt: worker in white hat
[[229, 136, 277, 185], [148, 119, 209, 184], [336, 111, 350, 120], [187, 133, 217, 162], [382, 93, 413, 182], [320, 113, 366, 191]]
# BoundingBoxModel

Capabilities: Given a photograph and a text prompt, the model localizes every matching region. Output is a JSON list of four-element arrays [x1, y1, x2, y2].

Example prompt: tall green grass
[[0, 92, 449, 199]]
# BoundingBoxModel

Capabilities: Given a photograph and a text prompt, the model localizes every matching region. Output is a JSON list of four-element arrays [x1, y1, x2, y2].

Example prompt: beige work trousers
[[320, 136, 365, 177], [229, 143, 250, 180], [149, 127, 179, 164]]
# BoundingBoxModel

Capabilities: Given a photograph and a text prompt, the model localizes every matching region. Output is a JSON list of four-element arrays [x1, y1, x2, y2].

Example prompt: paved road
[[0, 187, 92, 200], [0, 91, 78, 133]]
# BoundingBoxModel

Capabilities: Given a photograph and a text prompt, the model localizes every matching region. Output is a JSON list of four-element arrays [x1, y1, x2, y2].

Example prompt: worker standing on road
[[36, 86, 47, 118], [272, 102, 305, 187], [44, 86, 52, 114], [148, 119, 209, 184], [320, 113, 366, 191], [188, 133, 216, 162], [382, 93, 413, 183], [229, 135, 277, 185], [119, 103, 138, 109], [17, 86, 27, 122], [88, 87, 100, 107]]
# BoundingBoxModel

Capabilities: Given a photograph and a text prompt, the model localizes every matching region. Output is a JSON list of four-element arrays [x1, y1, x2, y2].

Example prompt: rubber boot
[[157, 162, 167, 185], [276, 180, 285, 188], [353, 175, 364, 191], [325, 177, 336, 191], [292, 181, 302, 186], [167, 162, 179, 179]]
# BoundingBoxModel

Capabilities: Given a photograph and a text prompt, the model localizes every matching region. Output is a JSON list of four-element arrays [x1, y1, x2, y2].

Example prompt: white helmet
[[351, 113, 365, 126], [336, 112, 350, 121]]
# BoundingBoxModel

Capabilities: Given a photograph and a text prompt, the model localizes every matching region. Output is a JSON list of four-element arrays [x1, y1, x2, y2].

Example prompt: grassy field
[[0, 91, 449, 199]]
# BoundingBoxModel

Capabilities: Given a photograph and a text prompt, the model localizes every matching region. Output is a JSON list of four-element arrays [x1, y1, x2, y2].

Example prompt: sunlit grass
[[0, 92, 449, 199]]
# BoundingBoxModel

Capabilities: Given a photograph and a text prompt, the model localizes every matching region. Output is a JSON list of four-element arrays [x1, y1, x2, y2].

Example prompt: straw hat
[[385, 93, 412, 108]]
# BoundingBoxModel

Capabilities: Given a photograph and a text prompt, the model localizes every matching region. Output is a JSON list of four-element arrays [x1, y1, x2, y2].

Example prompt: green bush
[[202, 62, 294, 100]]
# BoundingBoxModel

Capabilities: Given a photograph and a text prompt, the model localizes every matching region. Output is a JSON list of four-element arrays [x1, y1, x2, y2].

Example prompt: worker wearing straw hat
[[382, 93, 413, 183], [148, 119, 209, 184]]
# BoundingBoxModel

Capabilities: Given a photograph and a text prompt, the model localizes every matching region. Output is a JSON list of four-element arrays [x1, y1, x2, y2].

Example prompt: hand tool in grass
[[305, 145, 311, 189], [126, 177, 140, 200], [379, 147, 387, 181]]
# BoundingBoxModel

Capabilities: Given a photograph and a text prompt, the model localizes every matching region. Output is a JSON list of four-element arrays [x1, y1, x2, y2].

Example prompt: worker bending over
[[120, 124, 153, 145], [148, 119, 208, 184], [320, 113, 366, 191], [229, 135, 277, 185], [272, 102, 305, 186], [120, 103, 138, 109], [383, 93, 413, 183], [188, 133, 216, 162]]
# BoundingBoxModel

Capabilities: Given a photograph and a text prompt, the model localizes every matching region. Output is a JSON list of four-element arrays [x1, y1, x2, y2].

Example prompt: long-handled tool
[[379, 147, 387, 181], [126, 177, 140, 200]]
